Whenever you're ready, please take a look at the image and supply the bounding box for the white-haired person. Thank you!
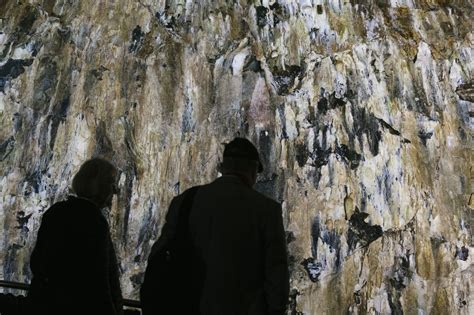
[26,158,123,315]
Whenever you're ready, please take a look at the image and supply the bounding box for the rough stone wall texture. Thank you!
[1,0,473,313]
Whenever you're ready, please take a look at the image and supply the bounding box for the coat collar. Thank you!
[68,195,100,209]
[214,174,248,186]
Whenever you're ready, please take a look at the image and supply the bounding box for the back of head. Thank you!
[72,158,116,206]
[220,138,263,186]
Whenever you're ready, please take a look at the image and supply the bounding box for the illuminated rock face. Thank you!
[0,0,472,313]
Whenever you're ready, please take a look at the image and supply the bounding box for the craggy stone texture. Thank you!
[0,0,473,313]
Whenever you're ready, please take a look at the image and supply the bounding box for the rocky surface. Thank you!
[0,0,472,313]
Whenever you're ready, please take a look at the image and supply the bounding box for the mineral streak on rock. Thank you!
[0,0,473,313]
[347,209,383,252]
[129,25,145,54]
[0,59,34,92]
[455,75,473,93]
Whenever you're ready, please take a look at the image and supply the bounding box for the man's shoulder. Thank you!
[248,188,280,208]
[235,187,282,220]
[195,178,281,210]
[43,197,104,226]
[173,185,202,201]
[42,199,69,219]
[167,185,203,214]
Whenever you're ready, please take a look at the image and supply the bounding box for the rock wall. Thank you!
[1,0,472,313]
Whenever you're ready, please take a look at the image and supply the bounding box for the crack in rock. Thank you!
[347,208,383,251]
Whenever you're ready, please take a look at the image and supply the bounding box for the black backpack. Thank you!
[140,187,204,315]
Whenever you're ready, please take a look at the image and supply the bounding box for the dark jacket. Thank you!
[154,175,289,315]
[27,196,123,315]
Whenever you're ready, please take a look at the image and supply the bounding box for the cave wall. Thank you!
[1,0,473,313]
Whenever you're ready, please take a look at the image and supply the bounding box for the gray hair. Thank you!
[72,158,116,199]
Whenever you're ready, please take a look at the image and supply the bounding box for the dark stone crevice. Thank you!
[387,287,404,315]
[154,7,183,32]
[24,169,44,195]
[1,3,41,56]
[121,165,136,244]
[335,144,362,170]
[89,65,109,80]
[317,88,349,114]
[3,244,25,282]
[305,216,343,282]
[117,117,140,244]
[94,120,115,159]
[181,97,195,137]
[389,254,411,291]
[301,257,322,282]
[349,106,382,157]
[243,55,262,73]
[0,59,34,92]
[312,216,342,268]
[276,104,288,140]
[16,4,40,36]
[257,129,273,174]
[129,272,145,289]
[455,81,473,102]
[288,289,303,315]
[137,201,157,249]
[295,142,309,167]
[48,96,70,150]
[83,66,108,95]
[297,139,361,171]
[387,254,410,315]
[129,25,145,53]
[255,6,269,27]
[321,228,342,270]
[272,64,304,95]
[377,118,410,142]
[31,57,58,115]
[311,216,320,258]
[291,119,364,189]
[35,57,71,157]
[418,131,433,146]
[286,231,296,244]
[455,246,468,261]
[255,172,285,203]
[0,136,15,161]
[16,211,32,230]
[269,2,288,26]
[121,135,138,244]
[347,208,383,251]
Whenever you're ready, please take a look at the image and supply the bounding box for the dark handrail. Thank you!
[0,280,29,291]
[0,280,141,309]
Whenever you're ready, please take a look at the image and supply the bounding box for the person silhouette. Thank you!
[141,137,289,315]
[26,158,123,315]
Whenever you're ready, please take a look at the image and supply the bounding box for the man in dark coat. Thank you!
[144,138,289,315]
[26,158,123,315]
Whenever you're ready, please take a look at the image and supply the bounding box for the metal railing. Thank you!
[0,280,141,309]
